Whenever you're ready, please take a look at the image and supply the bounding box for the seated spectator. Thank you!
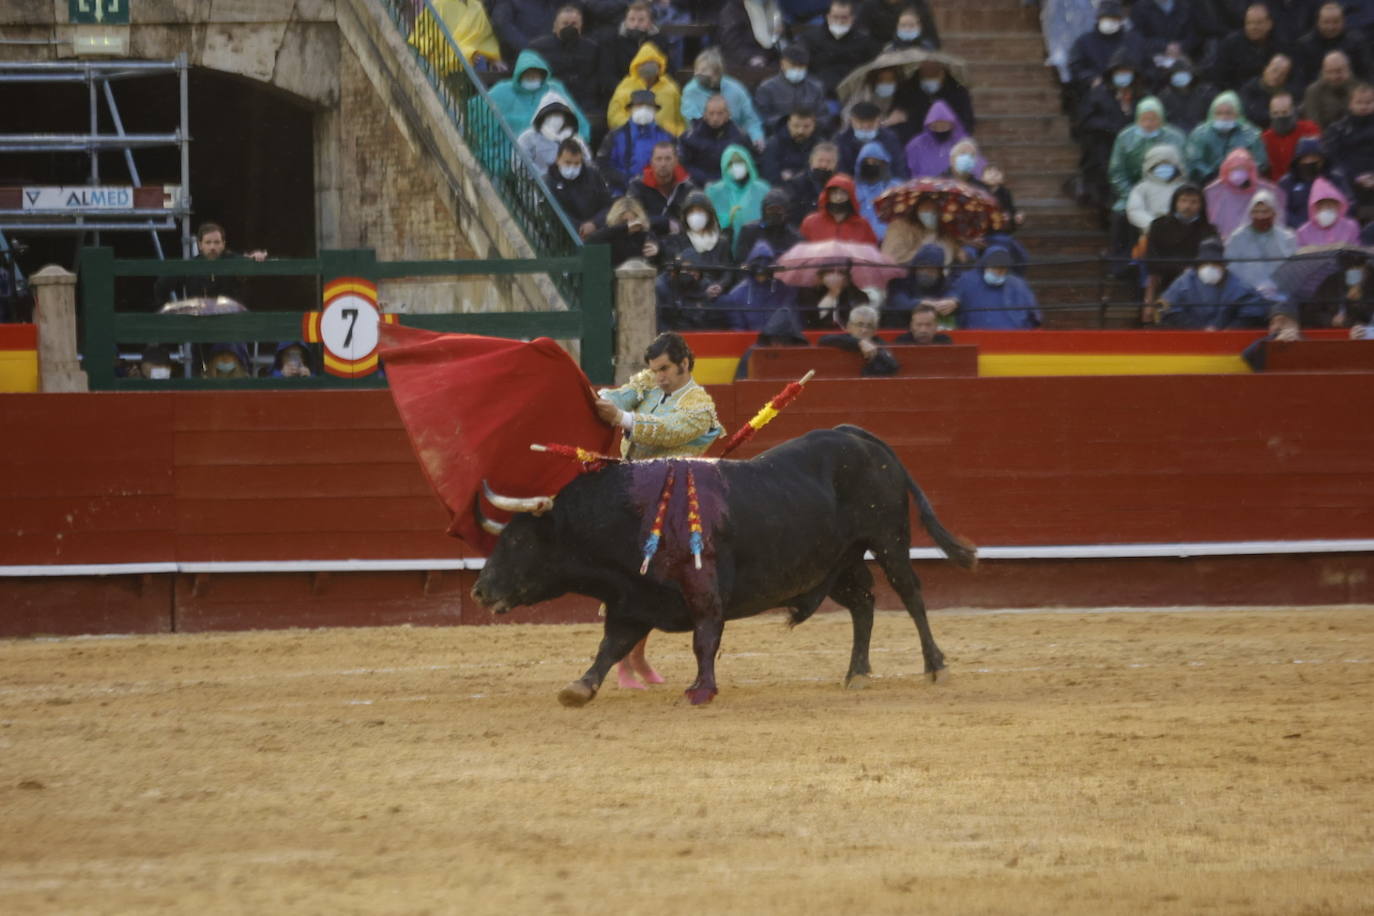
[488,0,560,64]
[803,0,882,96]
[860,0,940,48]
[680,95,753,186]
[1157,237,1273,328]
[718,0,785,71]
[598,2,664,93]
[840,62,910,129]
[720,240,799,331]
[586,196,662,266]
[1302,249,1374,328]
[756,47,829,135]
[1067,1,1145,98]
[885,244,958,329]
[607,40,685,135]
[796,264,872,328]
[882,195,970,266]
[203,342,252,379]
[517,92,591,173]
[760,108,821,184]
[1261,92,1320,180]
[734,187,801,260]
[1186,91,1268,185]
[941,137,986,183]
[1130,0,1204,65]
[1294,2,1370,88]
[1144,184,1218,311]
[130,345,174,380]
[950,247,1040,330]
[1224,190,1297,295]
[485,50,591,141]
[1241,306,1303,371]
[1157,59,1216,134]
[818,304,900,375]
[1239,54,1300,128]
[596,89,674,195]
[1207,3,1285,92]
[680,48,766,148]
[420,0,500,70]
[838,101,909,180]
[854,141,903,241]
[643,0,692,69]
[548,140,612,238]
[706,144,771,231]
[891,302,954,343]
[1126,144,1187,248]
[895,58,975,145]
[153,222,266,306]
[655,254,728,330]
[627,141,697,233]
[1108,96,1188,216]
[1278,136,1353,227]
[801,174,879,243]
[783,142,840,228]
[734,305,810,380]
[1322,82,1374,220]
[1302,51,1354,128]
[1294,177,1360,246]
[1077,51,1148,214]
[527,5,602,114]
[662,191,734,278]
[271,342,315,379]
[1205,147,1285,238]
[905,100,971,178]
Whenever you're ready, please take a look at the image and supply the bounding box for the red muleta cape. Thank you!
[378,325,618,553]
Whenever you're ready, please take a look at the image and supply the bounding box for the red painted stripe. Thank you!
[0,324,36,350]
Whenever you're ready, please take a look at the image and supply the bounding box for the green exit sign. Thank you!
[69,0,129,25]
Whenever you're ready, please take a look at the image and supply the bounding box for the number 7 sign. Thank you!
[303,277,396,377]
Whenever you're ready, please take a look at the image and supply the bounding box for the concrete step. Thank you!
[1003,170,1079,200]
[972,86,1064,115]
[1017,199,1104,231]
[942,31,1047,62]
[1017,228,1109,256]
[931,6,1040,33]
[974,114,1073,143]
[964,60,1059,89]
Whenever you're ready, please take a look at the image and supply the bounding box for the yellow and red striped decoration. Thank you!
[718,370,815,457]
[686,467,704,570]
[640,465,677,575]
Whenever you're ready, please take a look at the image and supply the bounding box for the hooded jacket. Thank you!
[885,242,955,328]
[1108,96,1189,211]
[1224,188,1298,292]
[485,49,590,140]
[662,190,734,276]
[1295,176,1361,246]
[516,92,590,173]
[681,74,766,144]
[836,123,909,182]
[526,24,601,112]
[800,174,880,245]
[950,247,1041,330]
[893,72,975,147]
[853,140,903,241]
[719,239,799,331]
[1204,147,1286,239]
[1278,137,1355,228]
[904,101,970,178]
[680,117,752,187]
[607,42,686,135]
[733,303,810,380]
[705,144,771,230]
[1126,143,1187,231]
[1145,183,1218,288]
[733,187,802,261]
[1157,59,1217,133]
[1159,262,1274,330]
[1185,90,1269,184]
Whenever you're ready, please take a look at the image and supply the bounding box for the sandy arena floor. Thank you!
[1,607,1372,915]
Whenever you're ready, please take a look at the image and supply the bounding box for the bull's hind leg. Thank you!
[558,614,653,708]
[872,547,946,680]
[685,610,724,706]
[829,560,877,687]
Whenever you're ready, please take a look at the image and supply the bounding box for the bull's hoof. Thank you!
[925,667,946,683]
[845,674,871,690]
[685,687,718,706]
[557,681,597,708]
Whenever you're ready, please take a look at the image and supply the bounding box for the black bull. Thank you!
[470,426,977,706]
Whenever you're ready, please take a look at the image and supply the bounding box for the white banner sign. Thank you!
[19,186,171,211]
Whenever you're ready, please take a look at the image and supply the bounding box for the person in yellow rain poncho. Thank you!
[409,0,502,73]
[607,41,686,136]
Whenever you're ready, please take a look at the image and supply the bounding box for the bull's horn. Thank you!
[482,480,555,516]
[474,499,506,536]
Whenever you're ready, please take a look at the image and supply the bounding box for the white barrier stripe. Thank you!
[2,540,1372,577]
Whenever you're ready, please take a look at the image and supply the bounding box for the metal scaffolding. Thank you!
[0,55,191,262]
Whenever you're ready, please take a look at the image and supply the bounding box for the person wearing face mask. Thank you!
[858,0,941,48]
[517,92,591,174]
[1185,91,1268,185]
[719,239,799,331]
[487,0,560,64]
[1203,146,1285,238]
[680,48,766,147]
[1156,237,1275,329]
[484,50,590,142]
[597,2,663,94]
[1107,96,1188,214]
[797,266,872,329]
[270,342,315,379]
[783,142,841,227]
[1295,179,1360,245]
[654,254,725,330]
[527,5,602,113]
[1157,58,1216,133]
[893,59,975,146]
[706,144,771,231]
[680,95,753,186]
[1207,3,1287,92]
[882,6,939,53]
[950,247,1040,330]
[1067,1,1145,96]
[607,39,685,135]
[627,141,699,234]
[904,100,971,178]
[754,45,828,134]
[1323,82,1374,218]
[131,344,175,380]
[837,101,909,181]
[759,108,820,184]
[549,140,613,239]
[1306,249,1374,330]
[733,187,802,261]
[586,196,663,267]
[852,141,903,241]
[1126,144,1188,247]
[1075,50,1146,216]
[662,192,734,288]
[818,304,901,375]
[1278,136,1354,228]
[1259,91,1321,181]
[800,173,880,244]
[1224,189,1297,300]
[885,242,958,329]
[202,343,252,379]
[718,0,785,71]
[1144,184,1219,311]
[596,89,676,195]
[802,0,881,95]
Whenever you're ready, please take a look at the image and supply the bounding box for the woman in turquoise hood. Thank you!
[705,144,770,231]
[481,49,589,140]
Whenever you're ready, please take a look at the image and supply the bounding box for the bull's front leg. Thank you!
[685,612,724,705]
[558,613,651,708]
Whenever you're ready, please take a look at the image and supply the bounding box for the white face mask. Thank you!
[1315,207,1340,228]
[1228,168,1249,187]
[539,116,565,140]
[559,163,582,180]
[214,358,239,375]
[897,27,922,41]
[1198,265,1224,285]
[784,67,807,84]
[918,210,938,229]
[828,21,851,38]
[686,211,709,231]
[920,78,942,95]
[520,75,544,91]
[1346,268,1364,286]
[729,161,749,181]
[631,106,656,126]
[1098,18,1122,35]
[149,366,171,380]
[874,82,897,99]
[1213,117,1236,132]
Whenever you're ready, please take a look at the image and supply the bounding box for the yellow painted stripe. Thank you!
[323,281,377,301]
[695,357,740,385]
[0,350,39,392]
[978,354,1252,376]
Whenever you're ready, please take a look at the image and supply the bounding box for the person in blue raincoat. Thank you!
[950,247,1041,329]
[718,240,799,331]
[705,143,771,231]
[1156,237,1275,329]
[853,140,903,241]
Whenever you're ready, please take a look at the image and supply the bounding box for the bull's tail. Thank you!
[837,425,979,571]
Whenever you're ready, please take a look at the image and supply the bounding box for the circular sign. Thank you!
[319,293,381,363]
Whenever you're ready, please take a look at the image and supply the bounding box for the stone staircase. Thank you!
[932,0,1133,327]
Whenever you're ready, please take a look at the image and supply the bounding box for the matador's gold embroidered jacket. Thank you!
[600,369,725,460]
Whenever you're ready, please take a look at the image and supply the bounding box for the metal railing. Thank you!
[377,0,583,301]
[77,245,614,389]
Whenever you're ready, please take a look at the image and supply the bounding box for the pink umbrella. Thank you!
[775,240,908,289]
